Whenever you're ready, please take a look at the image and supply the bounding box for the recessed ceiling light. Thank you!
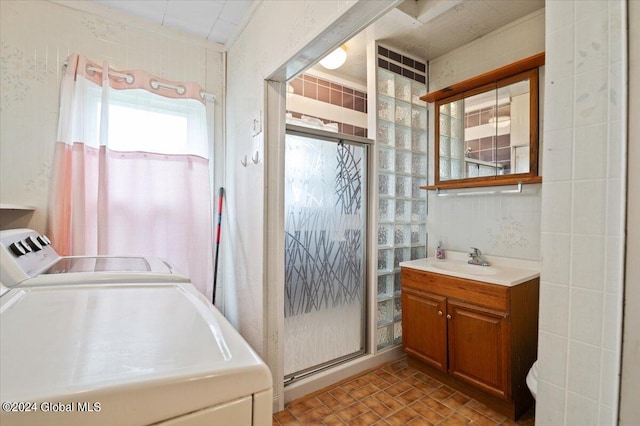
[319,46,347,70]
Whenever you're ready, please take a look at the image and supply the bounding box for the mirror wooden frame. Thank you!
[421,53,545,190]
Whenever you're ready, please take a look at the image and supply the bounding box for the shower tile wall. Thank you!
[288,111,367,137]
[287,73,368,137]
[376,45,427,351]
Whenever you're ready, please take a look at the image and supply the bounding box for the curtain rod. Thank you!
[63,62,216,102]
[86,65,133,83]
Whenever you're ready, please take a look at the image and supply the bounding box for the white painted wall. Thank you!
[426,10,545,261]
[536,1,627,424]
[0,0,225,235]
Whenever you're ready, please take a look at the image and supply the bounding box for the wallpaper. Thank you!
[0,0,223,233]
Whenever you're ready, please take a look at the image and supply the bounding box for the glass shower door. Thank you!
[284,128,367,381]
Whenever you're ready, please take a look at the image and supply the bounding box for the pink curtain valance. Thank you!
[66,53,206,103]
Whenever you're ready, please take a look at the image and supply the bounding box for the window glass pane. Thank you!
[88,84,208,157]
[108,104,188,154]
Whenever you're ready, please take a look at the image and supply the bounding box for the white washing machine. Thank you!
[0,229,190,287]
[0,229,273,425]
[0,280,273,425]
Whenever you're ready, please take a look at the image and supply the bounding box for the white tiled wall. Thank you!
[0,0,224,233]
[537,1,627,425]
[619,1,640,421]
[427,10,545,261]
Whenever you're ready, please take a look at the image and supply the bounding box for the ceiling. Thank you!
[90,0,253,45]
[315,0,545,84]
[89,0,544,83]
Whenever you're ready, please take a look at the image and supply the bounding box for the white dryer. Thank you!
[0,280,273,425]
[0,229,189,287]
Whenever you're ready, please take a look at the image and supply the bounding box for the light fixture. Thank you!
[319,46,347,70]
[488,115,510,128]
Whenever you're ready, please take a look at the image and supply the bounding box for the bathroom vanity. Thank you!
[400,254,539,420]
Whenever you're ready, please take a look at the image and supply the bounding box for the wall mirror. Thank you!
[422,53,544,189]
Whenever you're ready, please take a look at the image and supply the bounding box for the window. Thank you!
[86,84,208,157]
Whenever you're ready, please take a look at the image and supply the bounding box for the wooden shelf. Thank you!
[423,176,542,191]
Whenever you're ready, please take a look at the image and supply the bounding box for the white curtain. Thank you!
[48,54,213,297]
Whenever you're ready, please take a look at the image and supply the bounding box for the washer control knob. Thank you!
[37,235,48,246]
[19,241,32,253]
[9,242,27,256]
[25,236,43,251]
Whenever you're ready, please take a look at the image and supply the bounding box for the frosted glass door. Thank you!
[284,131,367,379]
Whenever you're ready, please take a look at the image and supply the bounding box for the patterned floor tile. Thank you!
[273,357,535,426]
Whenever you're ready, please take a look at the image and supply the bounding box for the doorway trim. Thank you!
[263,1,403,412]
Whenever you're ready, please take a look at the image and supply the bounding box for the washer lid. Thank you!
[43,257,156,274]
[0,283,272,426]
[11,256,190,287]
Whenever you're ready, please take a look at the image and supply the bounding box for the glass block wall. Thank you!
[438,100,465,180]
[375,45,428,351]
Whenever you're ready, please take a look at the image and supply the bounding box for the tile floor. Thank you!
[273,357,535,426]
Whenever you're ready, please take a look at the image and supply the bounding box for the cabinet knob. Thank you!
[446,314,452,320]
[437,310,443,316]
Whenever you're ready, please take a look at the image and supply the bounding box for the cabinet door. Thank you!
[447,300,510,400]
[402,288,447,372]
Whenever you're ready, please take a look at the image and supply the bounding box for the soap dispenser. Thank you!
[436,241,445,259]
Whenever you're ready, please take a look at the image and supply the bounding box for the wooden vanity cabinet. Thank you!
[403,288,447,371]
[447,299,510,400]
[401,267,539,420]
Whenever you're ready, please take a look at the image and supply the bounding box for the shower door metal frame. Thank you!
[284,124,372,384]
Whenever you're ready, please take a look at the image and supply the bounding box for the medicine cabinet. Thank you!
[421,53,544,189]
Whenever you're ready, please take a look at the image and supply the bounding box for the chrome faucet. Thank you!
[468,247,490,266]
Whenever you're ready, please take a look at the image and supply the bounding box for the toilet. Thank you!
[526,361,539,399]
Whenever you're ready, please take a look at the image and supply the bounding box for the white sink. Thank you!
[432,262,499,276]
[400,252,540,286]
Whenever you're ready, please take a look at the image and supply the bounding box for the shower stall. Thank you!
[284,125,370,383]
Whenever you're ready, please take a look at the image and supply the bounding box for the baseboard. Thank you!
[283,347,404,404]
